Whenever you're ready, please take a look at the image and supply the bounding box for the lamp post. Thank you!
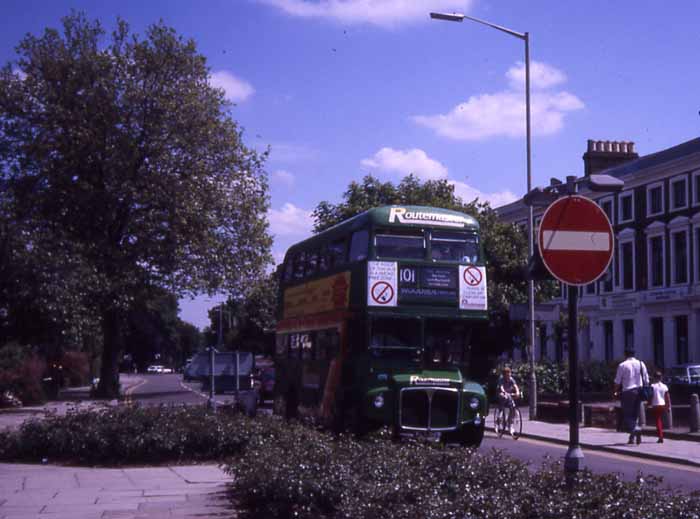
[430,11,537,419]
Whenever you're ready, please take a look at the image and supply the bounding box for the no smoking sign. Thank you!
[370,281,394,305]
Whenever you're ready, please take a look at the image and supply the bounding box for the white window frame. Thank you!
[670,174,689,212]
[598,195,614,225]
[617,228,636,292]
[645,221,666,289]
[692,213,700,283]
[646,181,665,217]
[669,216,690,286]
[692,170,700,207]
[618,190,634,224]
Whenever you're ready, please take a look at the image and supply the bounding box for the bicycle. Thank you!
[493,393,522,440]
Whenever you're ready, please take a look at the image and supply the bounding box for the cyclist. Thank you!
[497,367,521,436]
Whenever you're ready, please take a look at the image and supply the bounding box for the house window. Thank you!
[599,197,614,224]
[670,176,688,211]
[538,323,548,360]
[646,182,664,216]
[619,192,634,222]
[651,318,664,368]
[693,171,700,206]
[599,264,613,293]
[585,282,596,295]
[675,315,688,364]
[648,235,665,287]
[603,321,614,362]
[621,241,634,290]
[623,319,634,351]
[671,229,688,284]
[696,227,700,281]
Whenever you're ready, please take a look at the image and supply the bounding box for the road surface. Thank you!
[126,375,700,493]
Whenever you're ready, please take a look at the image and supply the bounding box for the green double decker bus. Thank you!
[273,205,489,446]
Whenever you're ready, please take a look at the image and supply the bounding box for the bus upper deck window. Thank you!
[430,230,479,263]
[375,232,424,260]
[349,230,369,262]
[293,253,306,280]
[329,239,347,267]
[307,250,319,277]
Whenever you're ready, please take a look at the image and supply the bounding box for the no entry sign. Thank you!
[538,195,614,286]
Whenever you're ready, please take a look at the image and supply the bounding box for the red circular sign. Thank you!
[463,266,483,286]
[538,195,614,286]
[371,281,394,304]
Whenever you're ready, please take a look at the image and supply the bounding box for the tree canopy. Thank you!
[0,13,271,396]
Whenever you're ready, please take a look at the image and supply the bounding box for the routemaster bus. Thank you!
[273,205,489,446]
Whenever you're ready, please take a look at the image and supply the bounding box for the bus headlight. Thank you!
[469,397,480,410]
[373,394,385,408]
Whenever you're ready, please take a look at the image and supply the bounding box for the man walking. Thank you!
[613,347,649,444]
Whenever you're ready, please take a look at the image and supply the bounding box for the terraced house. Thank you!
[497,137,700,369]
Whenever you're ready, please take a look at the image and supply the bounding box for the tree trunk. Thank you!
[95,306,123,398]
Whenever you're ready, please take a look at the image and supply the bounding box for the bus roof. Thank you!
[284,205,479,259]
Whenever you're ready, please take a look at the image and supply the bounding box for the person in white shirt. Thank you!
[613,347,649,445]
[649,371,671,443]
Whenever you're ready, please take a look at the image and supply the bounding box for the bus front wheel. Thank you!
[459,423,484,448]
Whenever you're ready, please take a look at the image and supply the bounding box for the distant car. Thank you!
[257,367,275,401]
[146,365,164,374]
[161,367,174,374]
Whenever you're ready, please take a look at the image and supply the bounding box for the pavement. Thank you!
[0,463,233,519]
[515,406,700,468]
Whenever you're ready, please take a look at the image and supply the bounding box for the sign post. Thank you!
[538,194,614,484]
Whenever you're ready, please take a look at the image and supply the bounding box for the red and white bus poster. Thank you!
[459,265,487,311]
[367,261,397,307]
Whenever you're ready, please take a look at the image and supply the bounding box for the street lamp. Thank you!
[430,11,538,420]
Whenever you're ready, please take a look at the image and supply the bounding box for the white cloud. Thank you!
[361,147,447,180]
[506,61,566,90]
[209,70,254,103]
[267,143,319,163]
[413,61,583,141]
[261,0,472,27]
[268,202,314,238]
[272,169,295,187]
[450,180,517,208]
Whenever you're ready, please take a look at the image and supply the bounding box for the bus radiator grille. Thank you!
[399,387,459,431]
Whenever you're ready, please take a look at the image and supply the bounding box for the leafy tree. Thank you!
[313,175,556,367]
[204,272,278,355]
[0,13,271,396]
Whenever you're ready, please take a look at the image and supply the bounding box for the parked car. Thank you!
[161,367,174,374]
[146,365,163,374]
[668,364,700,404]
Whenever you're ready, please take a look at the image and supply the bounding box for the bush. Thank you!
[227,426,700,519]
[59,350,91,387]
[0,345,46,405]
[0,405,284,465]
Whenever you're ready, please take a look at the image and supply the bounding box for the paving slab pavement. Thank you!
[0,463,234,519]
[515,406,700,468]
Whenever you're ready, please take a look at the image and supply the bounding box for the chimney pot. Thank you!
[587,139,595,152]
[628,142,635,153]
[620,142,627,153]
[604,140,611,152]
[612,142,620,152]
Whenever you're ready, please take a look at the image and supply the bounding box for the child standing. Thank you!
[650,371,671,443]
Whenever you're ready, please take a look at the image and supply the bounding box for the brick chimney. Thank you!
[582,139,639,176]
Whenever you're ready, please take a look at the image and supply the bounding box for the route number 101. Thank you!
[400,268,416,284]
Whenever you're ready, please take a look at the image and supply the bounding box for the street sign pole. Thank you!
[564,283,583,486]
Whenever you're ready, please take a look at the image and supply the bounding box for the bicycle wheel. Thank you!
[510,407,522,440]
[494,408,505,437]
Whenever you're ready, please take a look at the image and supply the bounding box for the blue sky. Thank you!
[3,1,700,329]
